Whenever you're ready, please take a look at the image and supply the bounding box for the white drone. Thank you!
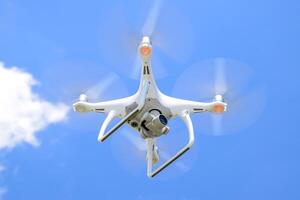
[73,36,227,177]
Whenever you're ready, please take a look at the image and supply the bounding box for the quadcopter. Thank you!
[73,36,227,177]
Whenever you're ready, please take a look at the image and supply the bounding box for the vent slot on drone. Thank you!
[193,108,204,113]
[95,108,105,112]
[143,66,150,75]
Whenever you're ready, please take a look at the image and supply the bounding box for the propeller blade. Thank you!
[66,72,128,103]
[141,0,163,37]
[173,58,266,136]
[150,5,195,64]
[84,73,118,101]
[214,58,227,95]
[43,60,129,104]
[97,0,195,79]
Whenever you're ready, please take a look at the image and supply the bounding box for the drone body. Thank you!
[73,36,227,177]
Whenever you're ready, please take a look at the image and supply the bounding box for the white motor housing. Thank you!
[214,94,224,102]
[79,94,88,102]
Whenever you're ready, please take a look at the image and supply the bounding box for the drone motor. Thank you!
[79,94,88,102]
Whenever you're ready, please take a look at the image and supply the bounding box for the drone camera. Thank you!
[142,112,170,137]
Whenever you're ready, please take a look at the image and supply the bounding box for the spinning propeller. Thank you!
[97,0,195,79]
[173,58,266,136]
[57,64,129,104]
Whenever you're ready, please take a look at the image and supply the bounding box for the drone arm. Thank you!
[98,108,140,142]
[159,94,226,116]
[184,100,225,114]
[73,98,131,114]
[148,111,194,177]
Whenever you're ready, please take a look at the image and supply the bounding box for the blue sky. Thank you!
[0,0,300,199]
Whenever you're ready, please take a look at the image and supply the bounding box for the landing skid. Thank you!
[146,113,194,177]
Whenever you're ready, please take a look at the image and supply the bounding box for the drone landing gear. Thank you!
[146,138,159,173]
[146,112,194,178]
[98,82,150,142]
[98,108,140,142]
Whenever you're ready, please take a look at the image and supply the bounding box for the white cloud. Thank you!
[0,62,69,149]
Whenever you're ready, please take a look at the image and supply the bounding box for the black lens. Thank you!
[159,115,168,125]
